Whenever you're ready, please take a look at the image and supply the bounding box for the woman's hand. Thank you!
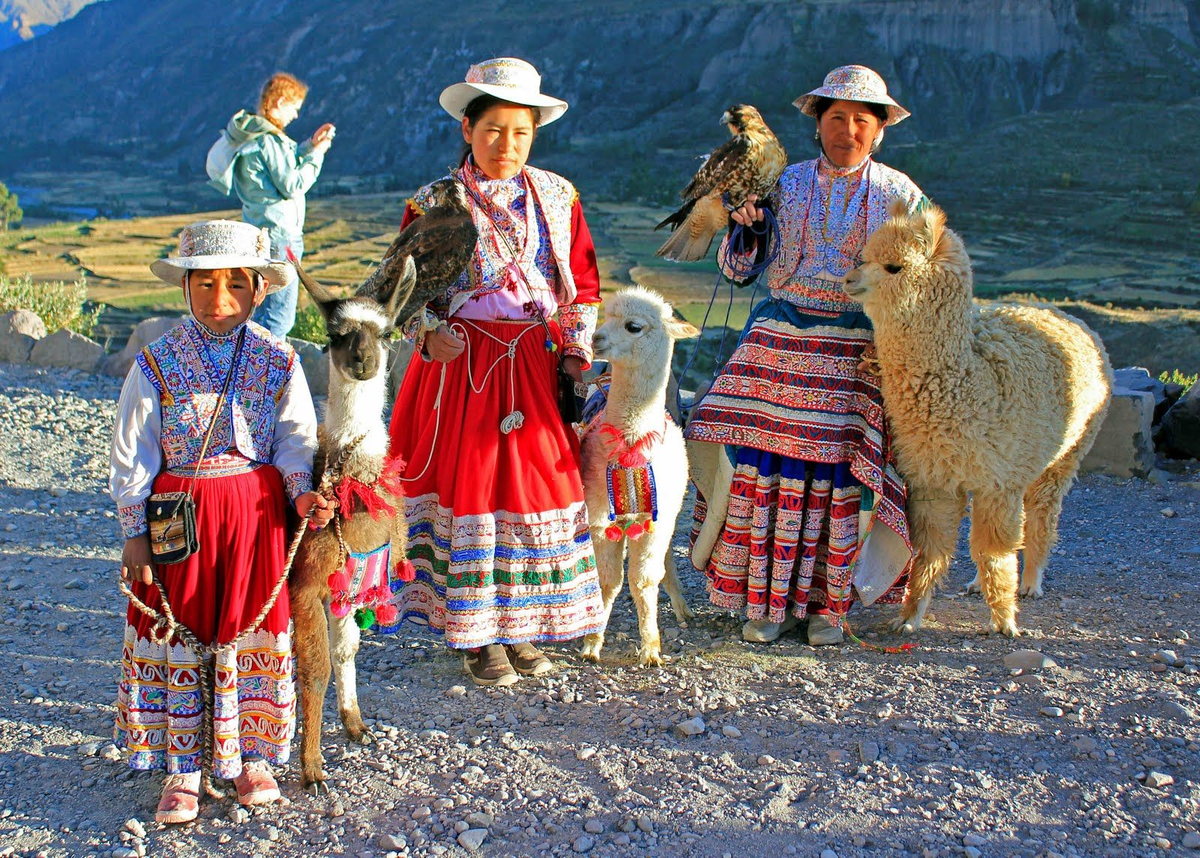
[121,536,155,586]
[561,355,584,384]
[731,193,764,227]
[311,123,336,153]
[296,491,335,530]
[426,325,465,363]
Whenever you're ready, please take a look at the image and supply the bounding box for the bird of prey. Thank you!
[655,104,787,263]
[355,178,477,325]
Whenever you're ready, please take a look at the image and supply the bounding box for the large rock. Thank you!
[1159,383,1200,460]
[29,329,104,373]
[1113,366,1170,423]
[101,316,187,377]
[0,309,47,363]
[1081,388,1155,477]
[288,337,330,399]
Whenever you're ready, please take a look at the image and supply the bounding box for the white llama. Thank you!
[579,287,699,666]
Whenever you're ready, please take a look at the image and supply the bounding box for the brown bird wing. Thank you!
[356,210,478,310]
[680,135,751,201]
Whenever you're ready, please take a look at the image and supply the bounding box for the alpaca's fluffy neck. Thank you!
[605,347,673,440]
[872,286,976,414]
[324,356,389,456]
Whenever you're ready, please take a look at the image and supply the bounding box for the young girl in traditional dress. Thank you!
[389,57,604,686]
[109,220,333,823]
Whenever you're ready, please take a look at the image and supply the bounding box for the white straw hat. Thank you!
[793,64,911,126]
[439,57,568,126]
[150,220,293,293]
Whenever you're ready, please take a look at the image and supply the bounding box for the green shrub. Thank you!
[288,303,328,344]
[0,273,103,338]
[1158,369,1198,392]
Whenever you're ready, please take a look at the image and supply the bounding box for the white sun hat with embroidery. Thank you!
[439,57,569,126]
[149,220,294,293]
[793,64,911,126]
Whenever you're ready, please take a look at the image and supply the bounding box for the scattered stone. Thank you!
[963,832,987,847]
[1040,706,1065,718]
[577,746,597,760]
[637,815,654,833]
[674,716,705,737]
[1082,388,1154,477]
[721,725,742,738]
[757,755,775,766]
[229,806,250,824]
[1144,771,1174,790]
[465,812,493,828]
[378,834,407,851]
[457,829,488,851]
[1153,650,1182,667]
[446,685,468,698]
[1181,831,1200,850]
[1162,507,1177,518]
[573,835,595,853]
[821,850,839,858]
[1003,649,1057,672]
[122,818,145,839]
[859,741,880,764]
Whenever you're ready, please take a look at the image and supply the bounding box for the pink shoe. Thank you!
[234,760,281,806]
[155,772,201,824]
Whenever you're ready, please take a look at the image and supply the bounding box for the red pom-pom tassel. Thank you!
[395,559,416,583]
[327,571,350,595]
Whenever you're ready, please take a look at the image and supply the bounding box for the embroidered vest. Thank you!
[136,320,296,469]
[762,158,922,315]
[410,165,578,314]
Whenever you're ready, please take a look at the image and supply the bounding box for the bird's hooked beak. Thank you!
[719,111,732,126]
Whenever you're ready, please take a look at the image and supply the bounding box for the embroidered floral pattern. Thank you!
[136,321,296,469]
[119,503,147,539]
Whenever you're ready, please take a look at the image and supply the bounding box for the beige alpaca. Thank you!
[844,203,1111,637]
[579,287,698,666]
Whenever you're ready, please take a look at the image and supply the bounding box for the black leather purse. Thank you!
[145,327,245,564]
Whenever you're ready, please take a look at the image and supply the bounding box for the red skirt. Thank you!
[115,464,295,776]
[389,318,602,648]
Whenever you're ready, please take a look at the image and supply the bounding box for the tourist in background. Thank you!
[207,72,334,339]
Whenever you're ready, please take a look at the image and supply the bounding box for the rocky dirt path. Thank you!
[0,361,1197,858]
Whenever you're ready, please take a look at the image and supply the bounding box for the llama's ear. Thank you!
[916,204,948,259]
[383,255,419,328]
[292,256,337,317]
[665,316,700,340]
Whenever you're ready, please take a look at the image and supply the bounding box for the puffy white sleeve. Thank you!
[272,359,318,502]
[109,366,162,539]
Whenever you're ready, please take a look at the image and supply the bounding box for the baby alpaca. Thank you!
[290,257,416,793]
[579,287,699,666]
[844,202,1111,637]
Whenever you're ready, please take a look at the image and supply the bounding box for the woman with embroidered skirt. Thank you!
[109,220,333,823]
[388,57,604,686]
[686,65,927,646]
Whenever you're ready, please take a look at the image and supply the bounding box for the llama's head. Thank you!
[294,255,418,382]
[592,286,699,370]
[844,201,972,320]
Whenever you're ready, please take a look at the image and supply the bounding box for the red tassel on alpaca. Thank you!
[327,571,350,595]
[394,559,416,583]
[374,603,399,626]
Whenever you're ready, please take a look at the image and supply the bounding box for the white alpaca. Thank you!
[579,287,699,666]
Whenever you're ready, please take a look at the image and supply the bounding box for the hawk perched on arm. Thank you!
[655,104,787,262]
[355,178,477,325]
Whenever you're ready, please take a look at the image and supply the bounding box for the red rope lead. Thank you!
[843,618,917,655]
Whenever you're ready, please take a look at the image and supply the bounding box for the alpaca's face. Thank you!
[592,289,699,367]
[326,300,390,381]
[844,202,968,318]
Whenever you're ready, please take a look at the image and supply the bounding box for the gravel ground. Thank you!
[0,361,1197,858]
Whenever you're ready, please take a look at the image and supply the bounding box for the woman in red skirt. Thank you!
[109,220,333,823]
[390,57,604,686]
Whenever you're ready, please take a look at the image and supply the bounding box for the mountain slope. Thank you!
[0,0,100,51]
[0,0,1198,196]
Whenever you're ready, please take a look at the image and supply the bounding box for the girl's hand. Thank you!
[311,123,336,151]
[426,325,465,363]
[731,193,764,226]
[121,536,155,585]
[297,491,335,529]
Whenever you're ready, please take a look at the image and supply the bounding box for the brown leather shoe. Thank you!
[463,644,519,687]
[504,642,553,676]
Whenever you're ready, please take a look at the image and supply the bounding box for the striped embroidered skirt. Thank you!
[388,317,603,649]
[684,299,911,622]
[115,463,294,776]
